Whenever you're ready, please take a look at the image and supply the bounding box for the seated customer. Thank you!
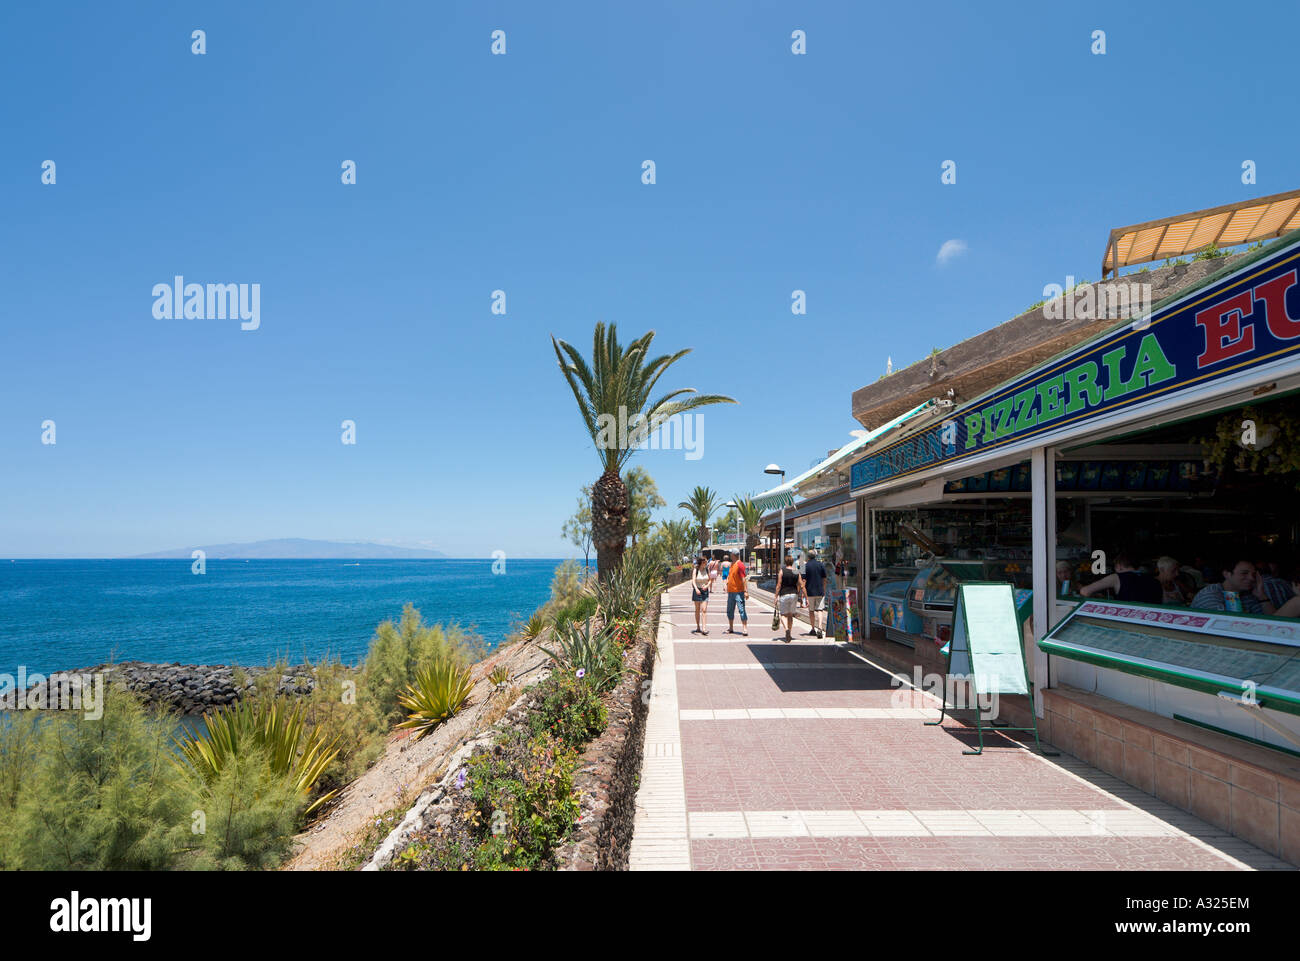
[1056,560,1074,596]
[1190,558,1276,614]
[1155,556,1195,606]
[1274,567,1300,618]
[1256,558,1296,611]
[1080,552,1162,603]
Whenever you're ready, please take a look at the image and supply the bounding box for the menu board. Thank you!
[1039,601,1300,714]
[948,583,1030,696]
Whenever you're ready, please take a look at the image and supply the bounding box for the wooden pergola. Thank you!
[1102,188,1300,278]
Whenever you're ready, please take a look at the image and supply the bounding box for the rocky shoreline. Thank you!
[0,661,355,716]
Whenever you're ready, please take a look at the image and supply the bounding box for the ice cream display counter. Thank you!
[869,559,1034,647]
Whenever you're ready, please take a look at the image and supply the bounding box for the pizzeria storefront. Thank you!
[845,231,1300,861]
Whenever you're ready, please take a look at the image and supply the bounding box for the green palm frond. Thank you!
[551,322,737,473]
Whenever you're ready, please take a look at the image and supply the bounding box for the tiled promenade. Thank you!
[629,581,1296,871]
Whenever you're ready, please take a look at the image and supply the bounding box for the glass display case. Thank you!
[1039,600,1300,716]
[871,559,1034,646]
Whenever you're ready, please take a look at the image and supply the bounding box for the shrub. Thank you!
[1,684,188,870]
[180,742,306,870]
[594,546,662,625]
[173,697,340,814]
[279,656,384,800]
[547,559,586,611]
[540,619,625,695]
[394,658,474,740]
[464,732,580,869]
[361,605,484,724]
[527,671,607,748]
[551,592,597,632]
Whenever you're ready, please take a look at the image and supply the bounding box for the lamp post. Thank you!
[724,500,738,547]
[764,464,785,577]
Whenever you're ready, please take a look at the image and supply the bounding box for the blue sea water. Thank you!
[0,559,569,675]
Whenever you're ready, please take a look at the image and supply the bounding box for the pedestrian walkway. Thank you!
[629,580,1296,871]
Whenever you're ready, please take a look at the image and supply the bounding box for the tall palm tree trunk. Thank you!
[592,469,629,580]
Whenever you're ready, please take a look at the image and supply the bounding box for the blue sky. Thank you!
[1,1,1295,558]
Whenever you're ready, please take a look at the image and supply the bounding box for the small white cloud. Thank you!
[936,239,968,266]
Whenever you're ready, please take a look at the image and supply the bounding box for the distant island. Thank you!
[131,538,448,559]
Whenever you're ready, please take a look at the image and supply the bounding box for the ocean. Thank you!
[0,559,570,675]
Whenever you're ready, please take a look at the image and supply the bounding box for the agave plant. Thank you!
[517,610,548,642]
[488,664,512,687]
[594,545,663,625]
[173,698,341,814]
[552,322,736,580]
[540,619,625,694]
[395,658,475,740]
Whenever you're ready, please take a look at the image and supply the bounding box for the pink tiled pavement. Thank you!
[691,836,1241,871]
[663,582,1262,871]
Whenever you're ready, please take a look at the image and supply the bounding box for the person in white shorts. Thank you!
[774,555,803,643]
[801,549,828,638]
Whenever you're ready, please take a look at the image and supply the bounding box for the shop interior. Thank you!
[866,391,1300,649]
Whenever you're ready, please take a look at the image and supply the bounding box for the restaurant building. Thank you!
[754,191,1300,861]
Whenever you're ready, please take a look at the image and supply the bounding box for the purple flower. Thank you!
[576,668,586,679]
[455,767,467,789]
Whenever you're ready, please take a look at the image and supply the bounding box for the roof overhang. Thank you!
[753,402,936,515]
[1102,188,1300,278]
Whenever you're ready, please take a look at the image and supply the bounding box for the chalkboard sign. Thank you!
[930,582,1052,756]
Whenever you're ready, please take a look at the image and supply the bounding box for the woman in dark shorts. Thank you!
[690,556,711,635]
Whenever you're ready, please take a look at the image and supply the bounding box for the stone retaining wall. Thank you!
[555,596,660,870]
[0,661,348,716]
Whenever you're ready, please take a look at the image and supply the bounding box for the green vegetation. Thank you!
[552,321,736,579]
[361,604,485,725]
[394,659,475,740]
[527,671,607,747]
[624,465,665,548]
[677,485,721,553]
[390,550,662,871]
[174,697,340,814]
[560,485,593,572]
[593,544,663,629]
[540,620,627,695]
[0,600,491,871]
[0,685,186,870]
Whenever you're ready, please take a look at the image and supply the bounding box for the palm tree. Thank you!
[678,486,721,554]
[660,517,696,567]
[732,495,764,564]
[552,323,736,580]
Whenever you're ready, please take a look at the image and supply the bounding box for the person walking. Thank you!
[774,554,803,643]
[705,554,721,617]
[801,548,828,638]
[690,556,711,635]
[724,551,748,636]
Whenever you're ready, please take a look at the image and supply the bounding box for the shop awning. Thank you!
[751,401,935,513]
[1102,188,1300,277]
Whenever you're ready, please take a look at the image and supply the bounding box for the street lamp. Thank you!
[725,500,740,559]
[764,464,785,577]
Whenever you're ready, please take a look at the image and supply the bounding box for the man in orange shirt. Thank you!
[724,551,748,636]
